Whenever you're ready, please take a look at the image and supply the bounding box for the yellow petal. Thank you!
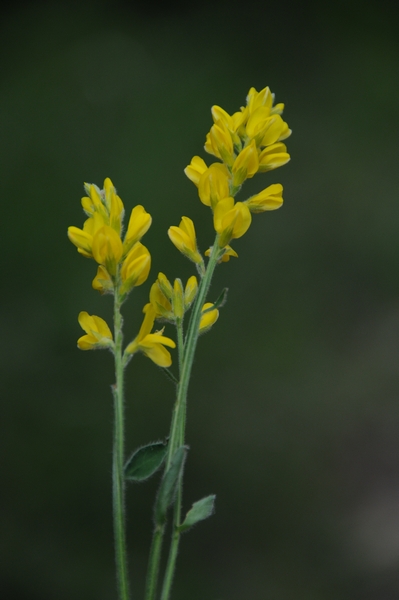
[184,156,208,186]
[124,205,152,252]
[67,226,93,256]
[140,333,176,349]
[92,225,123,275]
[141,343,173,368]
[258,143,290,172]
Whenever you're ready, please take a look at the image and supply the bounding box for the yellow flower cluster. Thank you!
[68,179,177,364]
[150,273,198,322]
[175,86,290,258]
[68,178,152,295]
[146,272,217,332]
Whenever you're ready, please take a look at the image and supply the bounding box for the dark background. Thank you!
[1,0,399,598]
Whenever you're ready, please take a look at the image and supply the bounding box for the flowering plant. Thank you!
[67,86,291,600]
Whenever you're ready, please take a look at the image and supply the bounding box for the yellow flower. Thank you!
[67,211,106,258]
[210,105,243,146]
[120,242,151,294]
[245,184,284,213]
[77,312,113,350]
[198,163,231,208]
[258,143,290,172]
[211,105,246,132]
[125,304,176,367]
[123,205,152,254]
[92,265,113,294]
[232,140,259,186]
[81,183,107,220]
[199,303,219,332]
[81,179,124,231]
[150,277,173,320]
[260,114,291,147]
[184,156,208,186]
[168,217,202,264]
[213,198,252,248]
[247,86,274,116]
[103,178,125,235]
[91,225,123,276]
[205,120,234,165]
[246,110,287,147]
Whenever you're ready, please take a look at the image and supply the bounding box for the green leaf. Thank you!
[124,441,168,482]
[155,446,187,525]
[178,494,216,532]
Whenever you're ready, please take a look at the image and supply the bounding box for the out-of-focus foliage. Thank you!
[1,1,399,598]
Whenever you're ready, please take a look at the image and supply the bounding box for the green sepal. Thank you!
[155,446,187,525]
[124,441,168,482]
[178,494,216,532]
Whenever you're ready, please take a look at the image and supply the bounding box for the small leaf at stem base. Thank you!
[178,494,216,532]
[124,441,168,482]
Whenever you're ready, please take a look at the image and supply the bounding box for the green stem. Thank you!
[166,240,220,469]
[144,525,164,600]
[112,283,130,600]
[160,240,221,600]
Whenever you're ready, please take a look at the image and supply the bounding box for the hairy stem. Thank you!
[112,282,130,600]
[160,241,220,600]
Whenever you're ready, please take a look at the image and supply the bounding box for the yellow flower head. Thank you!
[77,312,113,350]
[245,184,284,213]
[125,304,176,367]
[213,198,252,248]
[168,217,202,264]
[120,242,151,294]
[199,303,219,333]
[198,163,231,208]
[69,180,152,278]
[184,156,208,187]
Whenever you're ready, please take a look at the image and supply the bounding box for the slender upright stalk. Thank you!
[144,240,221,600]
[160,241,221,600]
[112,280,130,600]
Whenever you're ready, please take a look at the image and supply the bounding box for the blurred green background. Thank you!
[1,0,399,598]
